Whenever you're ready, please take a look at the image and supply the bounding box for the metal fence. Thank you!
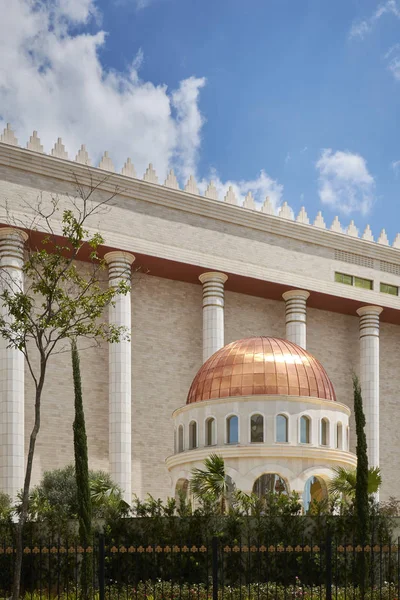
[1,535,400,600]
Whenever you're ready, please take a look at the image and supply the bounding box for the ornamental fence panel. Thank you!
[1,533,400,600]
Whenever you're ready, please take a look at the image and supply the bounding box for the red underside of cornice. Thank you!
[4,226,399,326]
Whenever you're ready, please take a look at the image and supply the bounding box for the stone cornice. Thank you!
[172,395,351,417]
[1,142,400,266]
[165,445,357,470]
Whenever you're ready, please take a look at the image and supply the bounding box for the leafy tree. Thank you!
[190,454,234,514]
[0,492,12,524]
[0,182,131,599]
[328,466,382,500]
[17,465,129,528]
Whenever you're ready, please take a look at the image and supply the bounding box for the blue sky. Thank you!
[1,0,400,241]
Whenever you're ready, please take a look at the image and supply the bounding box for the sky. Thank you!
[1,0,400,241]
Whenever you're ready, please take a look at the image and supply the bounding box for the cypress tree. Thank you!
[71,339,92,597]
[353,374,369,542]
[353,374,369,598]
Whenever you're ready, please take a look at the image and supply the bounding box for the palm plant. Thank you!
[328,466,382,499]
[190,454,233,514]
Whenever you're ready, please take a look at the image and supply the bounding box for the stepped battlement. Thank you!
[1,123,398,250]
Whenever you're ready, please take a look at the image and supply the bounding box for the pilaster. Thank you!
[282,290,310,349]
[0,227,27,499]
[198,272,228,363]
[104,251,135,504]
[356,305,383,470]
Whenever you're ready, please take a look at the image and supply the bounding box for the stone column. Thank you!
[282,290,310,349]
[199,272,228,363]
[356,305,383,469]
[0,228,27,499]
[104,251,135,504]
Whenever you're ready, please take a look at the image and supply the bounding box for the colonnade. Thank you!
[0,229,383,500]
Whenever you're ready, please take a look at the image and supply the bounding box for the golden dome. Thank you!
[187,337,336,404]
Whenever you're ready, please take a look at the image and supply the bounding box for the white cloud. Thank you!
[0,0,205,181]
[316,149,375,215]
[385,44,400,79]
[392,159,400,174]
[349,0,400,39]
[171,77,206,182]
[0,0,284,207]
[199,169,284,212]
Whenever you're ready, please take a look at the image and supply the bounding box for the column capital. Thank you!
[199,271,228,285]
[104,250,136,266]
[282,289,310,302]
[356,305,383,318]
[0,227,28,244]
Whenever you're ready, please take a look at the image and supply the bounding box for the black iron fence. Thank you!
[1,535,400,600]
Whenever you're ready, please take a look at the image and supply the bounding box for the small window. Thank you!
[250,414,264,443]
[335,272,373,290]
[300,416,310,444]
[189,421,197,450]
[206,418,216,446]
[178,425,184,453]
[276,414,288,443]
[336,423,343,450]
[227,415,239,444]
[320,418,329,446]
[354,276,373,290]
[335,272,353,285]
[380,283,398,296]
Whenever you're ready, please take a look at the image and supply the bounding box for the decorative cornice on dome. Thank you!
[187,337,336,404]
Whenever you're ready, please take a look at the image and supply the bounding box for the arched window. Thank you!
[336,422,343,449]
[175,478,189,501]
[303,476,328,513]
[189,421,197,449]
[250,414,264,443]
[320,418,329,446]
[253,474,288,498]
[226,415,239,444]
[206,417,216,446]
[178,425,184,453]
[276,414,288,443]
[300,416,310,444]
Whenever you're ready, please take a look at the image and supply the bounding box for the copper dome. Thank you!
[187,337,336,404]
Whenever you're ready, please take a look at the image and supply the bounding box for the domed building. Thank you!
[166,336,356,509]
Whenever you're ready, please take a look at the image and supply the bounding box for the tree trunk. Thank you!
[12,360,46,600]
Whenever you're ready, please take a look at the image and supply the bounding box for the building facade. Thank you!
[0,125,400,504]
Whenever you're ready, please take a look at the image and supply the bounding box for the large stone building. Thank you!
[0,124,399,507]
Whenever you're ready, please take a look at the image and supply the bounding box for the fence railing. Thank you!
[1,535,400,600]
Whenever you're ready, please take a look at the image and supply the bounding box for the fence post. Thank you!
[212,536,219,600]
[325,527,332,600]
[99,534,105,600]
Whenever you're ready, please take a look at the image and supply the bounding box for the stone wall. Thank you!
[24,271,400,502]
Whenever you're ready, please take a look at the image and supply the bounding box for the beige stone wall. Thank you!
[2,161,397,502]
[24,270,400,502]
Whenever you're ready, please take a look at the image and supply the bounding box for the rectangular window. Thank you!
[380,283,398,296]
[335,272,353,285]
[335,272,373,290]
[354,276,373,290]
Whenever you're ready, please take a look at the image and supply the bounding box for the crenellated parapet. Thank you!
[1,123,399,250]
